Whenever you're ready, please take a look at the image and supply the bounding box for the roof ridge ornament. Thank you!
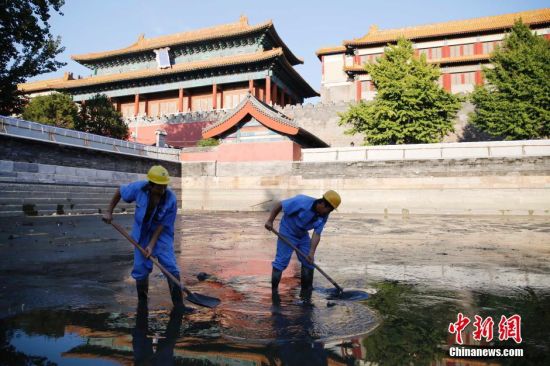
[239,14,249,26]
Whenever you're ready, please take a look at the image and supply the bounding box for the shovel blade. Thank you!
[185,292,221,308]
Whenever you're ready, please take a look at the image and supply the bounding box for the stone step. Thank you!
[0,183,118,193]
[0,197,129,205]
[0,183,181,194]
[0,208,135,217]
[0,191,114,199]
[0,203,134,214]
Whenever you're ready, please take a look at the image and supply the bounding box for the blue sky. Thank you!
[35,0,549,102]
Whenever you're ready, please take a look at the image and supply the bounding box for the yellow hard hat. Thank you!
[323,190,341,210]
[147,165,170,185]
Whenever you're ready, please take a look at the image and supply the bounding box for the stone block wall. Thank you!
[180,156,550,216]
[0,134,182,217]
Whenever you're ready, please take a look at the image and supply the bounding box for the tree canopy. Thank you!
[339,38,461,145]
[0,0,66,115]
[21,92,78,129]
[75,94,129,140]
[470,20,550,140]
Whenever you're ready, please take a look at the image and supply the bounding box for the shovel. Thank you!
[269,227,344,295]
[110,221,221,308]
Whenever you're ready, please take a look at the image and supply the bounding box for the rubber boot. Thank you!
[136,278,149,305]
[299,266,314,301]
[168,275,194,314]
[271,268,283,293]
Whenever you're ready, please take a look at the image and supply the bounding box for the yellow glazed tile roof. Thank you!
[59,49,286,89]
[71,16,302,64]
[19,49,286,92]
[315,45,347,57]
[345,8,550,46]
[20,48,317,97]
[18,73,74,93]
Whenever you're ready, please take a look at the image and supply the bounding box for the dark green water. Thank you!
[1,281,548,365]
[1,213,549,365]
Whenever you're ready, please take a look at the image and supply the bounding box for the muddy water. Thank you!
[0,212,549,365]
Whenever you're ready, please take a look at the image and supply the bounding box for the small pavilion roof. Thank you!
[71,16,303,66]
[203,93,328,148]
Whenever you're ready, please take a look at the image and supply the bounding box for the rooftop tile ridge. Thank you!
[71,19,274,61]
[345,7,550,44]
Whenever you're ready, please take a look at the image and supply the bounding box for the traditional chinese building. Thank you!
[317,8,550,103]
[182,93,328,162]
[19,16,318,148]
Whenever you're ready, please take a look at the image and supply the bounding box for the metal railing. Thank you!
[0,116,181,162]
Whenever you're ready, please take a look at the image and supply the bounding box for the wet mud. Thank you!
[0,212,549,365]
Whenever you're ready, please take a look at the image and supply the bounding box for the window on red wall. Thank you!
[482,40,503,54]
[450,44,474,57]
[359,53,382,64]
[450,45,460,57]
[451,72,476,85]
[149,102,159,117]
[463,44,474,56]
[121,104,134,117]
[159,100,177,115]
[224,92,248,109]
[418,48,442,60]
[361,80,376,96]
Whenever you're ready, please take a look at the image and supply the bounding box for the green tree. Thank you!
[196,138,220,147]
[21,93,78,129]
[75,94,129,139]
[339,38,461,145]
[470,20,550,140]
[0,0,66,115]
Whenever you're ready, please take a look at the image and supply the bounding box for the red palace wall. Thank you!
[128,121,209,147]
[181,140,302,162]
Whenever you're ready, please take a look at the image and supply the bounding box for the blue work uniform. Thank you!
[272,195,328,271]
[120,180,179,281]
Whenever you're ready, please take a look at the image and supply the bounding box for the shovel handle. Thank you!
[269,228,344,293]
[110,222,192,296]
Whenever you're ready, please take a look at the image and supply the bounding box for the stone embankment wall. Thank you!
[181,145,550,215]
[0,134,182,217]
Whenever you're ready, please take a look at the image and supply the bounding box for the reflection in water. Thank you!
[361,281,550,366]
[267,292,328,365]
[0,282,549,365]
[132,304,183,366]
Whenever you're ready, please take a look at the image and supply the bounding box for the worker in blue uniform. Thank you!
[264,190,341,299]
[102,165,185,310]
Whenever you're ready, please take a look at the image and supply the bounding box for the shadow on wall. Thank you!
[249,188,278,212]
[459,123,502,142]
[165,122,209,148]
[250,188,308,212]
[248,188,298,212]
